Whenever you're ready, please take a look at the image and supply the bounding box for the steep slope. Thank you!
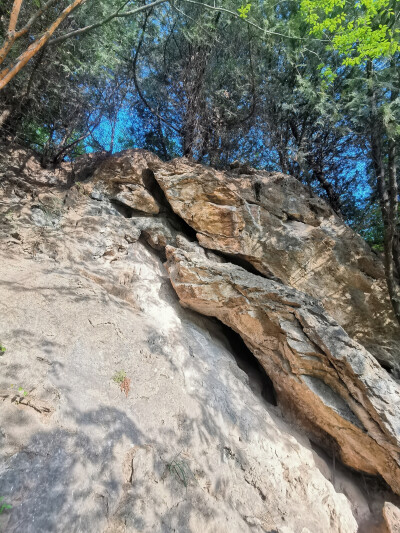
[1,145,400,532]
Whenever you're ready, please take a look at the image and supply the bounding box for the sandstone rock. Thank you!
[165,243,400,494]
[0,241,360,533]
[0,142,69,191]
[382,502,400,532]
[92,150,162,215]
[1,146,399,532]
[151,158,400,372]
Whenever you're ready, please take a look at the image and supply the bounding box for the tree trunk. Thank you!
[311,163,342,215]
[385,137,400,320]
[393,231,400,280]
[368,60,400,324]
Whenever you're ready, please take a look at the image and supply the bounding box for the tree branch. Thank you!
[16,0,63,37]
[0,0,24,66]
[0,0,61,66]
[177,0,328,42]
[49,0,168,46]
[131,8,181,133]
[0,0,169,88]
[0,0,88,89]
[8,0,23,34]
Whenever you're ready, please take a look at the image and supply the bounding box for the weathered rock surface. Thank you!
[150,158,400,372]
[1,145,400,532]
[382,502,400,532]
[0,201,358,533]
[92,150,163,215]
[165,243,400,494]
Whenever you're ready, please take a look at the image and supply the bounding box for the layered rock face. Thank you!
[1,145,400,532]
[165,242,400,493]
[150,158,400,371]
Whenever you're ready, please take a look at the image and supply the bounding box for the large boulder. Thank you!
[150,158,400,372]
[92,150,162,215]
[165,242,400,495]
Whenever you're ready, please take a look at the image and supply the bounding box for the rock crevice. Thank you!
[164,243,400,494]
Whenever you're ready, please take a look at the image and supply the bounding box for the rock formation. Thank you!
[1,145,400,532]
[150,158,400,372]
[165,242,400,493]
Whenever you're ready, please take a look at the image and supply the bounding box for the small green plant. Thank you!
[41,197,63,219]
[0,496,12,515]
[75,181,87,195]
[9,385,28,403]
[164,452,197,489]
[238,3,251,18]
[112,370,127,384]
[4,211,15,223]
[0,344,6,354]
[112,370,131,397]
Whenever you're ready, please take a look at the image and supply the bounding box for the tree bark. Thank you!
[393,231,400,280]
[368,60,400,324]
[0,0,88,90]
[386,137,400,320]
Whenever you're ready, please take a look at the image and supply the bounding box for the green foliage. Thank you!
[0,497,12,515]
[300,0,400,65]
[10,384,28,397]
[238,3,252,18]
[22,122,51,152]
[164,453,197,488]
[112,370,127,384]
[352,202,400,252]
[0,344,6,354]
[0,0,141,162]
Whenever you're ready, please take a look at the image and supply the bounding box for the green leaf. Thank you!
[238,3,251,19]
